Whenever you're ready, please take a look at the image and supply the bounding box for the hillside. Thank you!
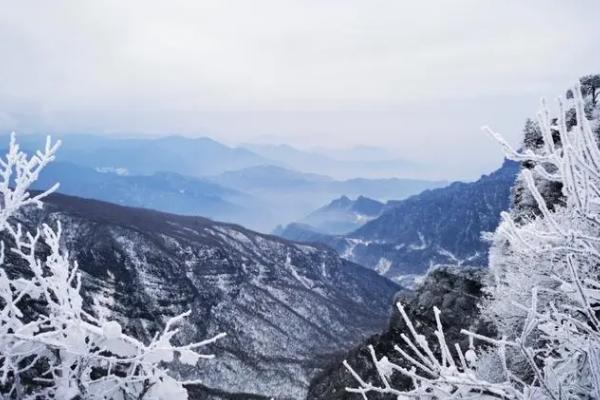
[31,161,251,222]
[11,192,401,399]
[278,160,519,283]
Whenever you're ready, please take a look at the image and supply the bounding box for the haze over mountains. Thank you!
[242,143,426,180]
[14,131,517,288]
[10,134,426,180]
[277,195,385,236]
[7,133,446,232]
[278,159,520,285]
[2,131,523,399]
[11,191,399,399]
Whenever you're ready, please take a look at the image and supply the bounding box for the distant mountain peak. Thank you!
[352,196,385,215]
[279,159,520,283]
[326,195,353,209]
[317,195,384,215]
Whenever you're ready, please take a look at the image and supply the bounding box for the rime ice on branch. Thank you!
[345,84,600,399]
[0,133,224,399]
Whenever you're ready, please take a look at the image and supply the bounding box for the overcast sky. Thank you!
[1,1,599,179]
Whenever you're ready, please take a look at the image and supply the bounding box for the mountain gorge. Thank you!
[12,192,401,399]
[278,160,520,284]
[3,132,519,399]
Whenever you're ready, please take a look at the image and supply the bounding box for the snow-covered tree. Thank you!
[0,133,224,399]
[581,74,600,106]
[345,84,600,399]
[522,118,543,151]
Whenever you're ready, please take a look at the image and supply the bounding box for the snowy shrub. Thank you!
[345,84,600,399]
[0,133,224,399]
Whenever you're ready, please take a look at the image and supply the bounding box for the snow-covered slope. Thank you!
[14,193,400,399]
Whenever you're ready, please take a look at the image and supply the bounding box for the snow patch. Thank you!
[375,257,392,275]
[95,166,129,176]
[409,232,428,251]
[341,238,371,260]
[286,254,313,289]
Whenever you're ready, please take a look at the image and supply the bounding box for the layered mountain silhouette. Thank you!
[278,160,519,283]
[275,195,384,236]
[6,134,444,232]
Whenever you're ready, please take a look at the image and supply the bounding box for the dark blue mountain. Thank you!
[210,165,445,232]
[278,160,520,283]
[7,134,273,177]
[30,162,257,226]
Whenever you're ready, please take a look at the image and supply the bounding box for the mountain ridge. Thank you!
[297,195,385,235]
[277,159,520,283]
[12,191,401,399]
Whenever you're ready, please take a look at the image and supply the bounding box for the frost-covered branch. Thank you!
[0,134,223,399]
[345,83,600,399]
[344,302,521,399]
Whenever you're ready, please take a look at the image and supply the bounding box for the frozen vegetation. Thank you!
[344,82,600,398]
[2,64,600,400]
[0,133,399,399]
[0,134,225,399]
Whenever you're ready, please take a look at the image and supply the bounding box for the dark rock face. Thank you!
[13,193,400,400]
[307,266,492,400]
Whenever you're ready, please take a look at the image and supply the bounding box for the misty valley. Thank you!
[1,3,600,400]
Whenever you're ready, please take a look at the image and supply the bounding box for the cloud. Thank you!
[0,0,599,179]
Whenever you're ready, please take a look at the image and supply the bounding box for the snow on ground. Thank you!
[409,232,428,251]
[375,257,392,275]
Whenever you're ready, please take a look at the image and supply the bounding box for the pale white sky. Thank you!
[1,1,599,179]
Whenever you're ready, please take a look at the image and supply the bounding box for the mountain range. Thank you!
[277,195,385,236]
[12,192,401,399]
[241,143,426,180]
[277,159,520,284]
[12,134,269,177]
[10,134,427,180]
[32,161,251,222]
[5,134,445,232]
